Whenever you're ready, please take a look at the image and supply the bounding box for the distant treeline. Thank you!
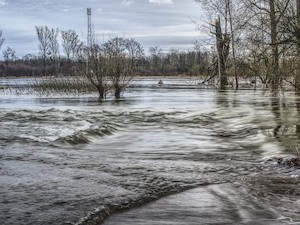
[0,27,213,78]
[0,49,210,77]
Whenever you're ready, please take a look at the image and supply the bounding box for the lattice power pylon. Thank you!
[87,8,92,48]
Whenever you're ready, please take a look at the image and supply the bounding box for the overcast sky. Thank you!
[0,0,205,58]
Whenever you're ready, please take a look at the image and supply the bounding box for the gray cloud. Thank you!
[0,0,6,6]
[149,0,173,5]
[122,0,134,6]
[0,0,204,58]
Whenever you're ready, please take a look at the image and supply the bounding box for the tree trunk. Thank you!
[297,0,300,54]
[296,91,300,137]
[97,87,104,100]
[269,0,279,90]
[296,0,300,89]
[215,17,228,89]
[115,88,121,99]
[43,53,46,76]
[228,0,238,89]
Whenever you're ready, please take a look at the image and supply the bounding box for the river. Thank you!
[0,77,300,224]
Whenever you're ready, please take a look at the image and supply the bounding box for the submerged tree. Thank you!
[195,0,242,89]
[227,0,238,89]
[195,0,300,90]
[75,43,110,99]
[297,0,300,89]
[75,37,144,99]
[298,0,300,56]
[278,0,300,89]
[244,0,293,90]
[269,0,281,90]
[214,17,230,89]
[103,37,144,98]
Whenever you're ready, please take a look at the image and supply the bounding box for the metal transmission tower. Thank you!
[87,8,92,48]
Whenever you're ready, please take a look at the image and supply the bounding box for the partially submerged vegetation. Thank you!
[0,0,300,96]
[72,37,144,99]
[195,0,300,90]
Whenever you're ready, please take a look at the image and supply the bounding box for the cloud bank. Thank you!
[149,0,173,5]
[122,0,134,6]
[0,0,203,58]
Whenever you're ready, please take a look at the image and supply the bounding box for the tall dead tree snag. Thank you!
[215,17,229,89]
[269,0,280,90]
[296,0,300,82]
[297,0,300,54]
[296,0,300,90]
[227,0,238,89]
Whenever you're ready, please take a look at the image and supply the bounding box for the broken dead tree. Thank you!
[215,16,230,89]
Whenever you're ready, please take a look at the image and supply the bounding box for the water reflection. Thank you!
[270,92,282,139]
[216,89,229,108]
[1,82,300,225]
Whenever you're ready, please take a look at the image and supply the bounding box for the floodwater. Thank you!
[0,77,300,225]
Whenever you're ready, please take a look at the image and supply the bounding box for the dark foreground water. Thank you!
[0,78,300,225]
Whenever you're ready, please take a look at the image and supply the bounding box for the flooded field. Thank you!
[0,77,300,225]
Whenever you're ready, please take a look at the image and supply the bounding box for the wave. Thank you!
[56,124,120,145]
[213,127,260,139]
[0,108,122,145]
[75,183,194,225]
[0,108,226,147]
[0,107,222,148]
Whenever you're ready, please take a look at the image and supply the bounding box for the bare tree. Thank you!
[296,0,300,53]
[149,46,163,70]
[103,37,144,98]
[85,43,110,99]
[127,38,144,68]
[35,26,51,75]
[74,37,144,99]
[49,28,59,73]
[269,0,280,90]
[0,30,4,50]
[73,41,112,99]
[23,54,37,65]
[215,17,230,88]
[3,47,16,66]
[296,0,300,88]
[195,0,243,88]
[227,0,238,89]
[245,0,292,89]
[275,0,300,88]
[61,30,81,61]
